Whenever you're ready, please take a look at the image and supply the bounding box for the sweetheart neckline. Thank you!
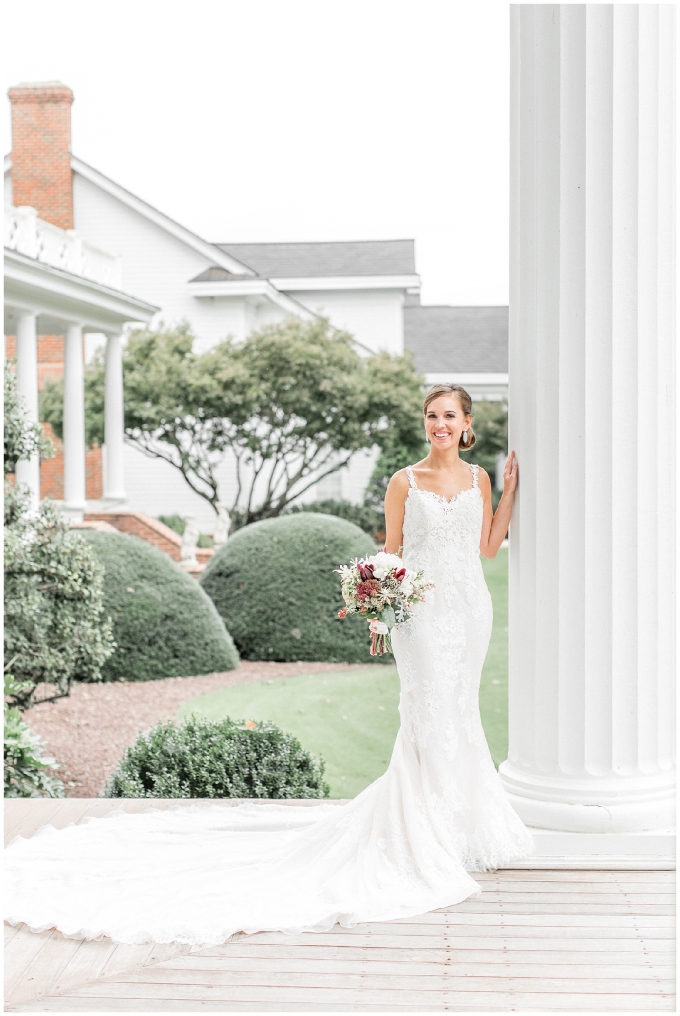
[407,485,481,507]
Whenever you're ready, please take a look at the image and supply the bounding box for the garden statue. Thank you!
[213,502,231,548]
[180,515,200,568]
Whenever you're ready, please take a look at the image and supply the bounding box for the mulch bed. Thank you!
[23,662,368,798]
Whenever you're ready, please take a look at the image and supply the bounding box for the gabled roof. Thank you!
[68,156,256,277]
[214,239,416,278]
[405,306,508,374]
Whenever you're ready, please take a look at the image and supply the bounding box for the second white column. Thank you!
[63,322,86,517]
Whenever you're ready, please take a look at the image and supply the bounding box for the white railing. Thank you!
[5,205,123,290]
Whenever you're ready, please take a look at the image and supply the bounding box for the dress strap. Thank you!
[470,463,479,488]
[405,466,418,490]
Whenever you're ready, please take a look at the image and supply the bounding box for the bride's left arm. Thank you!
[478,451,518,558]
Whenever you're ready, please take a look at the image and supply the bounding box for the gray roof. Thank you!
[213,240,416,278]
[190,266,241,282]
[405,306,508,373]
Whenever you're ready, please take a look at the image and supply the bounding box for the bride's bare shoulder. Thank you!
[385,468,411,503]
[387,468,411,490]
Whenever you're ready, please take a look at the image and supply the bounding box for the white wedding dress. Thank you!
[5,462,534,945]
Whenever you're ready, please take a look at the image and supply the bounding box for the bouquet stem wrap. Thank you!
[369,619,391,657]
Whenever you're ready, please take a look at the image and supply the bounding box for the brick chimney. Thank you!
[8,81,74,230]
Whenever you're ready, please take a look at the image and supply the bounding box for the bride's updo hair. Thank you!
[423,383,476,450]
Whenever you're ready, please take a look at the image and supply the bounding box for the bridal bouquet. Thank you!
[336,552,434,656]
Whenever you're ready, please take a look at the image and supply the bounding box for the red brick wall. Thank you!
[85,512,184,560]
[40,424,64,500]
[83,513,214,570]
[8,82,74,230]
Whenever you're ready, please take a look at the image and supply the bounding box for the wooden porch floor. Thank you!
[4,799,675,1012]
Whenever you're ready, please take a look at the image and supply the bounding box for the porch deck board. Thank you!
[5,799,675,1012]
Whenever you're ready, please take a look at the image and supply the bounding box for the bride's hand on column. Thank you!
[503,451,518,497]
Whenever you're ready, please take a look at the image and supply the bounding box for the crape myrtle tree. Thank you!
[41,318,426,528]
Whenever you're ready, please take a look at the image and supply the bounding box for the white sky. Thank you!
[3,0,510,306]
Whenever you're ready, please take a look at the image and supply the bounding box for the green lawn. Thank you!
[178,549,509,798]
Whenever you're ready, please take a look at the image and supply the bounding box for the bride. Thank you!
[5,383,534,946]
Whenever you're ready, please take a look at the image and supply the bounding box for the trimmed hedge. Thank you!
[199,512,384,663]
[79,530,239,682]
[285,499,384,540]
[104,716,329,798]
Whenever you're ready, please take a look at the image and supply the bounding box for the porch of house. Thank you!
[4,799,675,1013]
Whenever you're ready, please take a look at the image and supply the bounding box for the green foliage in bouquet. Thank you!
[4,484,115,708]
[79,530,239,682]
[104,715,329,799]
[200,513,386,663]
[4,675,65,798]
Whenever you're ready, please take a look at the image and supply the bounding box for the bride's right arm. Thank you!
[383,470,410,554]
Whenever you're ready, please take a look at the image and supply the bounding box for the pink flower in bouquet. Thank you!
[338,608,347,618]
[356,579,380,601]
[394,567,407,581]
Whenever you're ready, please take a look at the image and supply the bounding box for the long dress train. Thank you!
[4,462,534,945]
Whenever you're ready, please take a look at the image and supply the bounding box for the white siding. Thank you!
[71,174,402,511]
[73,173,232,347]
[289,289,405,355]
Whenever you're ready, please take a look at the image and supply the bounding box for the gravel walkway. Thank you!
[23,662,369,798]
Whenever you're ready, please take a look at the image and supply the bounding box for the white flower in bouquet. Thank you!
[365,551,404,580]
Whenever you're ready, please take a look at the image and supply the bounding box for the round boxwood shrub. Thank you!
[79,530,239,682]
[199,512,383,663]
[104,716,329,798]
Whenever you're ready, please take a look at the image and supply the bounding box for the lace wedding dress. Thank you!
[5,462,534,946]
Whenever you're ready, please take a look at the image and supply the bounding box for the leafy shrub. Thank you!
[5,360,53,474]
[157,514,213,548]
[200,513,384,663]
[5,484,115,708]
[4,675,65,798]
[286,499,384,541]
[104,716,329,799]
[79,530,239,682]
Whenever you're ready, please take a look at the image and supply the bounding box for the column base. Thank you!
[499,827,675,869]
[93,496,128,510]
[499,761,676,833]
[53,501,86,524]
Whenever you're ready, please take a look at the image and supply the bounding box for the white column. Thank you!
[500,5,675,833]
[103,333,126,502]
[14,312,40,508]
[62,322,86,517]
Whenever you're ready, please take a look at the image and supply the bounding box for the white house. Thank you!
[4,80,508,528]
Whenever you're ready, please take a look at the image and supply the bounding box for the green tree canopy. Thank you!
[41,318,425,527]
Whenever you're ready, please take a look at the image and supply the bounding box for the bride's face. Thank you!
[424,394,472,450]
